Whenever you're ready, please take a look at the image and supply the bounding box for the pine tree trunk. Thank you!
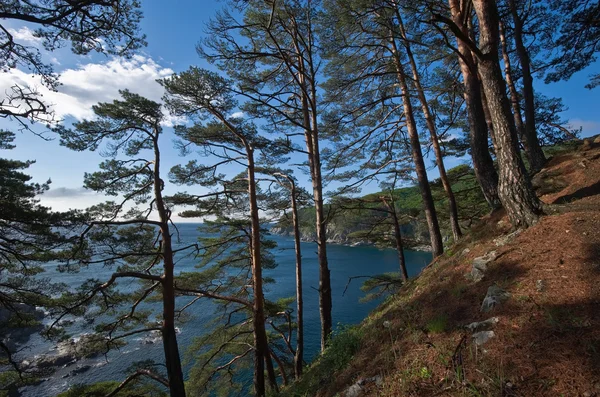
[382,196,408,281]
[290,183,304,379]
[472,0,542,228]
[499,20,527,150]
[395,10,462,242]
[507,0,546,174]
[448,0,501,211]
[152,133,186,397]
[247,148,278,396]
[388,33,444,258]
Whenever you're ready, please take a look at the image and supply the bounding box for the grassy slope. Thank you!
[280,138,600,397]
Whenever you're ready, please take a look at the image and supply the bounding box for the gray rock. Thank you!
[33,353,76,369]
[472,331,495,346]
[493,229,522,247]
[481,285,510,312]
[471,251,497,282]
[345,384,363,397]
[462,248,471,255]
[465,317,499,332]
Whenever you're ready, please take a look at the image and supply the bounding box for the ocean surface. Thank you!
[18,224,431,396]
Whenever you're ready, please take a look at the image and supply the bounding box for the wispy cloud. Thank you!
[0,55,181,125]
[7,27,42,44]
[43,186,91,198]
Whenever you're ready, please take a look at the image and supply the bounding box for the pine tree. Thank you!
[161,67,283,396]
[199,0,334,351]
[55,91,186,397]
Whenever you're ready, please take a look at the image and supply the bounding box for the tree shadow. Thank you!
[552,181,600,204]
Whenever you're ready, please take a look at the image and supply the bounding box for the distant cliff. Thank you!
[270,164,489,252]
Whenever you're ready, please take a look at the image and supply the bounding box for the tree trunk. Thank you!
[382,196,408,281]
[395,10,462,241]
[152,133,186,397]
[388,32,444,258]
[507,0,546,174]
[290,183,303,379]
[247,148,278,396]
[472,0,542,227]
[299,61,332,351]
[499,20,527,150]
[448,0,501,211]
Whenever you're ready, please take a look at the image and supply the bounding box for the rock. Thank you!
[472,331,495,346]
[465,317,499,332]
[344,376,383,396]
[462,248,471,255]
[594,135,600,144]
[493,229,522,247]
[345,383,363,397]
[481,285,510,312]
[471,251,497,282]
[536,279,545,292]
[33,353,77,369]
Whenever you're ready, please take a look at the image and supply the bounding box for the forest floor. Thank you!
[281,136,600,397]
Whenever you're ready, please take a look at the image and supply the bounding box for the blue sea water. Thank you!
[19,224,431,396]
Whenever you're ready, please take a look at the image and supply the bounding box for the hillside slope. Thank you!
[281,137,600,397]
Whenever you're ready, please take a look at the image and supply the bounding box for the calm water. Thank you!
[19,224,431,396]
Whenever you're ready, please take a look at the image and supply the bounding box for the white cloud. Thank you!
[567,118,600,137]
[0,55,179,125]
[7,27,42,44]
[230,111,245,119]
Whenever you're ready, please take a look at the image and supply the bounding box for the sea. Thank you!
[17,223,431,396]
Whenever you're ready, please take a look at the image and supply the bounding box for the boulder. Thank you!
[345,384,363,397]
[481,285,510,312]
[465,317,499,332]
[32,353,76,369]
[471,251,497,282]
[472,331,495,346]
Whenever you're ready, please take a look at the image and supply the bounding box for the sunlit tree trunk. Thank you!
[247,147,278,396]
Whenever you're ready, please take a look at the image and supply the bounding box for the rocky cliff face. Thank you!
[270,218,433,251]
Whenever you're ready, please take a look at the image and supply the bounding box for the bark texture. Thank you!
[472,0,542,227]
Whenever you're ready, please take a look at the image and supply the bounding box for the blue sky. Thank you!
[1,1,599,221]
